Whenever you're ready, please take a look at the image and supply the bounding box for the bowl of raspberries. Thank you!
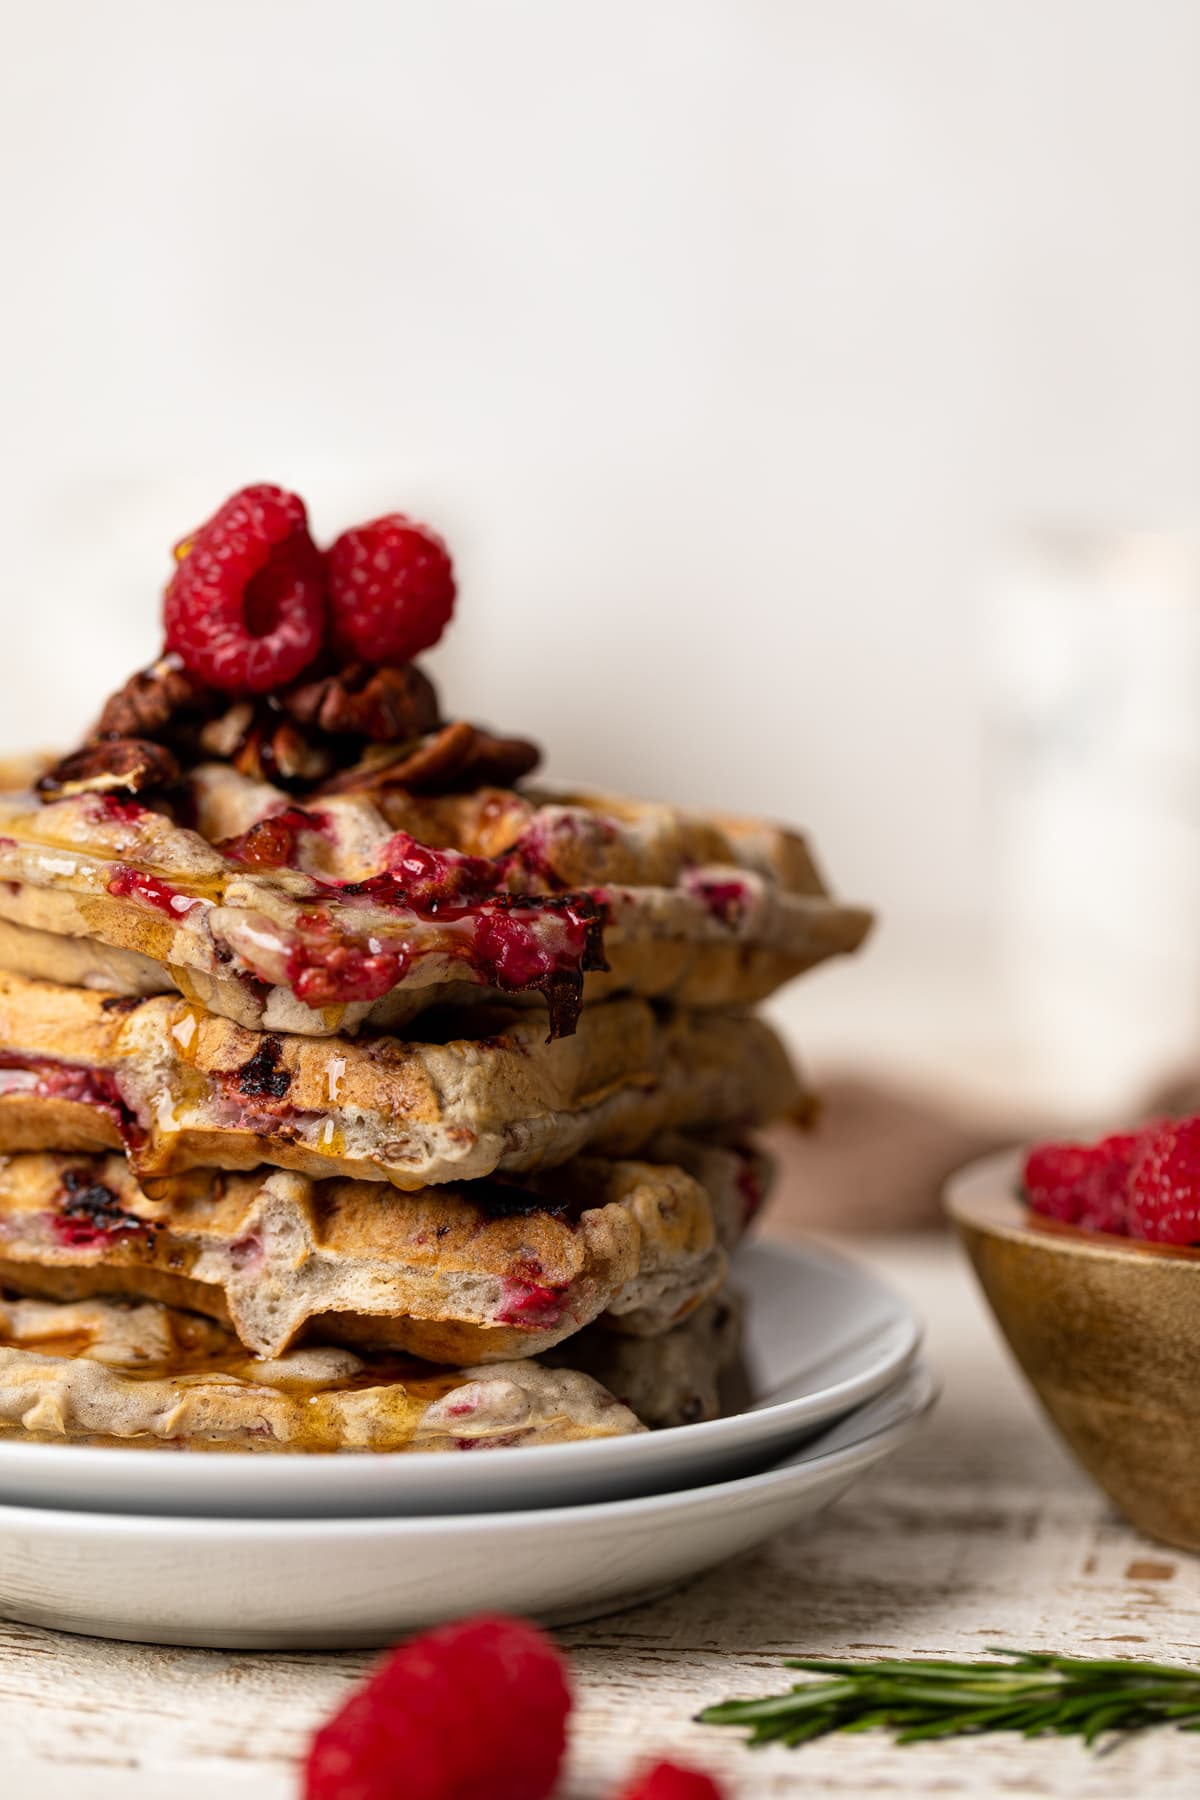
[945,1120,1200,1554]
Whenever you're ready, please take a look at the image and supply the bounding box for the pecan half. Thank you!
[93,658,212,742]
[198,701,256,762]
[37,738,181,800]
[385,720,480,789]
[231,720,334,787]
[280,663,441,743]
[197,701,336,786]
[316,722,541,797]
[444,727,541,793]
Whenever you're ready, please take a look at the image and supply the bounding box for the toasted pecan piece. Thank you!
[93,658,213,741]
[281,662,441,743]
[317,722,541,798]
[36,738,181,800]
[230,719,334,785]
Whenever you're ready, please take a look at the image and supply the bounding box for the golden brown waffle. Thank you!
[548,1290,743,1429]
[0,973,800,1189]
[0,1292,644,1451]
[0,767,871,1037]
[0,1146,766,1361]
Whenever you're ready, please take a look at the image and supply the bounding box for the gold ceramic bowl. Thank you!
[946,1151,1200,1552]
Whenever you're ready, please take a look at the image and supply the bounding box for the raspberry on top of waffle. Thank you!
[0,484,869,1040]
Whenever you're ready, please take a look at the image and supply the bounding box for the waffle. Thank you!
[0,973,799,1190]
[0,1292,644,1451]
[0,1145,766,1362]
[0,764,871,1038]
[548,1290,743,1428]
[0,485,884,1469]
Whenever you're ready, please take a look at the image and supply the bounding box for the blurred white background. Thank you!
[3,0,1200,1117]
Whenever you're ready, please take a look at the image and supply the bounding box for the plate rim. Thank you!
[0,1235,922,1496]
[0,1362,938,1538]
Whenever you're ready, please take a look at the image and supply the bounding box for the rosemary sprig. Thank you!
[698,1650,1200,1750]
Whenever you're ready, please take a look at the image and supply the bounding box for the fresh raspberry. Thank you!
[1076,1134,1144,1233]
[611,1762,726,1800]
[326,514,456,666]
[1128,1116,1200,1245]
[1021,1142,1094,1223]
[304,1613,570,1800]
[163,484,325,694]
[1021,1131,1144,1236]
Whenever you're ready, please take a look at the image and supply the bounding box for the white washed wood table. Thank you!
[2,1226,1199,1800]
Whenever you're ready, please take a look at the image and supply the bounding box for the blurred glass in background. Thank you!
[986,531,1200,1124]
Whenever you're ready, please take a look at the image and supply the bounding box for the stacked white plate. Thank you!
[0,1240,934,1648]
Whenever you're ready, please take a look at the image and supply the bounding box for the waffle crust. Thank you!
[0,1292,644,1452]
[0,772,871,1036]
[0,1145,766,1361]
[0,973,800,1189]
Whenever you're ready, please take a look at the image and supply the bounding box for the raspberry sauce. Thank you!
[107,865,205,918]
[279,888,606,1034]
[285,916,409,1006]
[218,807,333,871]
[684,871,751,927]
[0,1053,146,1150]
[95,796,149,825]
[51,1169,156,1250]
[494,1277,571,1329]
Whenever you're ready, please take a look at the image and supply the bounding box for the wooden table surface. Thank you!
[3,1224,1199,1800]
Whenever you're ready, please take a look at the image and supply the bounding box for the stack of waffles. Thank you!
[0,493,871,1455]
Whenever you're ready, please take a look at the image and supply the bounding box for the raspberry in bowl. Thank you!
[946,1126,1200,1553]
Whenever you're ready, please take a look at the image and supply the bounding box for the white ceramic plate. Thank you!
[0,1240,921,1516]
[0,1363,936,1649]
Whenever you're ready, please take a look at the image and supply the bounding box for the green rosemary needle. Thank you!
[698,1650,1200,1750]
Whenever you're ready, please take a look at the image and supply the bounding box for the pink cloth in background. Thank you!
[761,1079,1012,1236]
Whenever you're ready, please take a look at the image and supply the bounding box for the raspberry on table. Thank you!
[1021,1131,1145,1236]
[303,1613,571,1800]
[326,514,456,667]
[1128,1116,1200,1245]
[163,484,326,693]
[611,1761,727,1800]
